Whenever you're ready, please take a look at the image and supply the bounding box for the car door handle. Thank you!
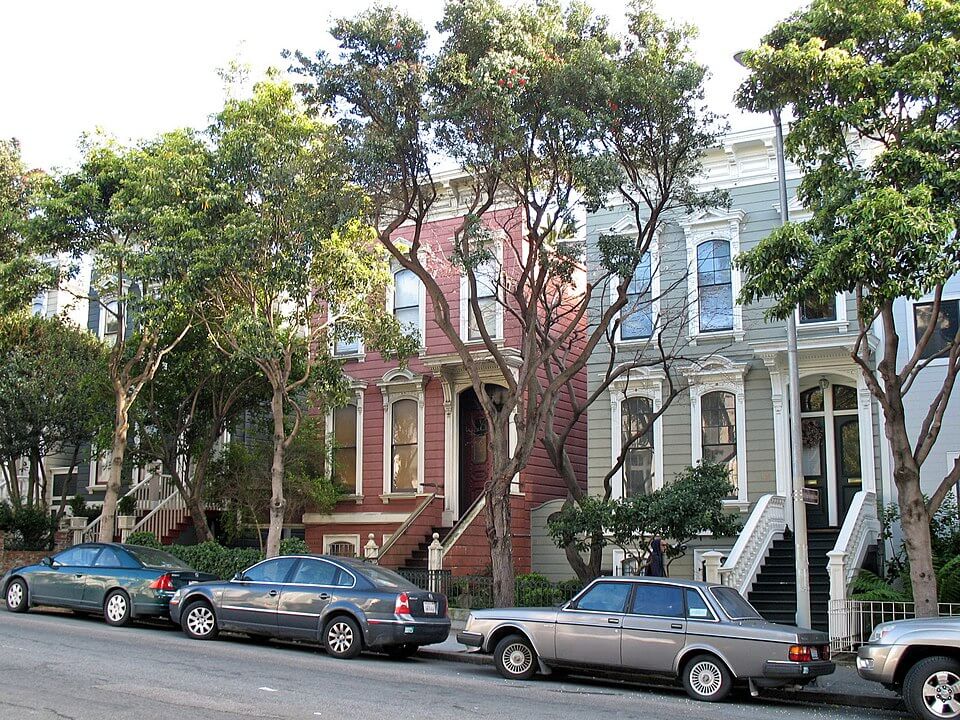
[671,623,683,629]
[74,574,84,579]
[269,590,278,597]
[318,593,330,600]
[607,617,620,625]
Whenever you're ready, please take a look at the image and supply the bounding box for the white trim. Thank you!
[387,265,427,351]
[302,511,412,524]
[680,208,745,344]
[379,369,427,496]
[603,220,662,346]
[609,370,664,499]
[795,293,849,332]
[686,360,750,505]
[904,292,960,368]
[459,240,504,342]
[322,534,362,556]
[326,388,364,498]
[693,547,731,582]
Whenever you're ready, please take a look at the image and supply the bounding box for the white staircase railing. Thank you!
[130,475,190,543]
[719,494,787,594]
[827,490,881,648]
[81,473,154,543]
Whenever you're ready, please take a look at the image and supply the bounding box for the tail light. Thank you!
[789,645,812,662]
[395,592,411,615]
[149,573,174,592]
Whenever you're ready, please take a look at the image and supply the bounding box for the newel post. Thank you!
[827,550,849,644]
[364,533,379,562]
[702,551,723,585]
[428,533,443,593]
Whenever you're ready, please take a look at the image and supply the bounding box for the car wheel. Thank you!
[385,644,419,659]
[904,656,960,720]
[324,616,362,659]
[494,634,538,681]
[682,653,732,702]
[5,578,28,613]
[103,590,132,627]
[182,600,219,641]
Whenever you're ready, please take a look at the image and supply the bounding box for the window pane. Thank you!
[335,336,360,355]
[622,295,653,339]
[55,546,102,567]
[334,447,356,489]
[686,588,715,620]
[914,300,959,360]
[469,297,498,340]
[394,269,419,309]
[291,559,338,585]
[833,385,857,411]
[711,586,761,619]
[94,547,127,568]
[699,284,733,331]
[395,306,419,334]
[800,295,837,323]
[576,582,631,612]
[696,240,731,286]
[627,253,651,295]
[392,444,418,492]
[800,387,824,413]
[245,558,297,583]
[702,392,737,496]
[328,543,356,559]
[631,584,684,617]
[334,406,357,446]
[622,397,654,497]
[392,400,418,445]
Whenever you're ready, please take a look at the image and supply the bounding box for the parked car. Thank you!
[169,554,450,659]
[2,542,215,626]
[457,576,834,702]
[857,616,960,720]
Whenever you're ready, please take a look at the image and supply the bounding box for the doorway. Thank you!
[458,387,491,519]
[800,382,861,528]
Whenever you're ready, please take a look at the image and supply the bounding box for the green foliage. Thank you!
[938,556,960,605]
[165,542,263,580]
[515,572,583,608]
[881,495,960,579]
[126,531,161,549]
[68,495,100,521]
[2,503,54,551]
[548,462,742,569]
[117,495,137,517]
[279,537,311,556]
[0,500,12,530]
[850,569,910,602]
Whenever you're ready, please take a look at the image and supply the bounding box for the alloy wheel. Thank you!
[501,642,534,676]
[106,594,127,623]
[327,622,354,655]
[186,605,216,638]
[921,670,960,718]
[689,660,723,697]
[7,583,23,610]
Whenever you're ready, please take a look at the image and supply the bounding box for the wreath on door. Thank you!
[801,418,825,448]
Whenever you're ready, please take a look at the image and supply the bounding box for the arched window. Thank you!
[332,405,358,490]
[391,399,418,492]
[393,269,420,337]
[701,391,738,496]
[697,240,733,332]
[622,397,655,496]
[622,253,653,340]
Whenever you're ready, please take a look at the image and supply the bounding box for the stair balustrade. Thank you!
[718,494,786,595]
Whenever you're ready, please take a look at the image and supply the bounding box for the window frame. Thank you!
[378,369,427,498]
[910,296,960,364]
[610,372,665,501]
[326,391,364,498]
[388,267,426,348]
[459,242,504,342]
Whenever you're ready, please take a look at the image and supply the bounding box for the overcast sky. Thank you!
[1,0,806,172]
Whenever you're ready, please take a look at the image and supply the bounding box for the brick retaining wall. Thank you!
[0,530,71,576]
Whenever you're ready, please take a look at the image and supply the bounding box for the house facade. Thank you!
[302,172,588,575]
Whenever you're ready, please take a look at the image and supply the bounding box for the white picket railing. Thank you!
[81,474,154,543]
[830,600,960,653]
[130,475,190,543]
[718,494,787,594]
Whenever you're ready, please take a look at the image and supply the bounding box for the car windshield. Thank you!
[710,586,762,620]
[124,545,193,571]
[354,563,417,591]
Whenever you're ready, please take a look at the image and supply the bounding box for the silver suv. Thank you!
[458,576,834,702]
[857,617,960,720]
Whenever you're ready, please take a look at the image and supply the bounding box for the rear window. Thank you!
[355,564,417,591]
[710,586,762,620]
[124,546,193,571]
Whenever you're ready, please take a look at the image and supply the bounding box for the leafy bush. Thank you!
[68,495,99,520]
[126,531,161,549]
[938,556,960,604]
[117,495,137,516]
[0,501,12,530]
[3,504,54,550]
[279,537,310,555]
[850,570,910,602]
[166,542,263,579]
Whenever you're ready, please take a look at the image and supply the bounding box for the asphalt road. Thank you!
[0,610,906,720]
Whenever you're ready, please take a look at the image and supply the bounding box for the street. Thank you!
[0,610,904,720]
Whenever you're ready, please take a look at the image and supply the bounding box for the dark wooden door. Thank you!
[835,415,862,520]
[802,417,830,528]
[459,390,490,518]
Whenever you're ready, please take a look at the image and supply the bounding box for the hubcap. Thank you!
[187,606,215,636]
[502,642,533,676]
[7,583,23,608]
[106,594,126,622]
[327,622,354,654]
[922,671,960,718]
[689,661,723,697]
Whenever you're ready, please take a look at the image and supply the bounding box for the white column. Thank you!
[69,516,87,546]
[428,533,444,593]
[827,550,849,644]
[364,533,379,562]
[702,551,724,584]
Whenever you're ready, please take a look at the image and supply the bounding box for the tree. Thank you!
[548,463,741,574]
[0,313,111,509]
[735,0,960,616]
[198,75,410,558]
[132,325,269,542]
[289,0,721,602]
[32,131,209,542]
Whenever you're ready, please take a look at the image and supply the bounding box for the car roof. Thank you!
[595,576,719,591]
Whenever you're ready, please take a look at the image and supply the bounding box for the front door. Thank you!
[835,415,862,519]
[554,581,631,667]
[620,583,687,672]
[801,415,830,529]
[459,389,490,519]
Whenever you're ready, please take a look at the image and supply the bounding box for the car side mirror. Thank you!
[232,572,246,582]
[40,556,53,567]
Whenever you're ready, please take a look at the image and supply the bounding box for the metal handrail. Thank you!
[376,492,438,560]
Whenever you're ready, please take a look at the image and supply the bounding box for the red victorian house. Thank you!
[303,173,587,576]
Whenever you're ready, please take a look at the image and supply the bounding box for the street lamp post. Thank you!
[735,53,811,628]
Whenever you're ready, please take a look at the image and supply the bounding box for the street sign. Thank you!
[802,487,820,505]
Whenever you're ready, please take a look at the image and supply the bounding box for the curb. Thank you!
[419,649,904,712]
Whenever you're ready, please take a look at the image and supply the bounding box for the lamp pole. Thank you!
[735,53,811,628]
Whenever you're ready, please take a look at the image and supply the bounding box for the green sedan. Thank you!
[2,542,215,626]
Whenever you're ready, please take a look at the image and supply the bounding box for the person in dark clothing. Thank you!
[645,536,667,577]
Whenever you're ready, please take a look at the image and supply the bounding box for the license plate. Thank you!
[423,601,438,614]
[404,626,414,634]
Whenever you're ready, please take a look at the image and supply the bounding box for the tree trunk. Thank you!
[485,483,515,607]
[99,397,130,543]
[186,491,214,543]
[265,384,286,558]
[54,445,82,524]
[898,475,939,616]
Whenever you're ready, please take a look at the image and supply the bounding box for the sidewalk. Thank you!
[420,625,902,711]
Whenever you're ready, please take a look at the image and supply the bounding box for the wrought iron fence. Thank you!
[829,600,960,653]
[395,569,582,610]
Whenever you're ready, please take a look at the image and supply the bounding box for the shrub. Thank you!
[0,501,12,530]
[117,495,137,516]
[279,537,310,555]
[3,504,54,550]
[938,556,960,604]
[166,542,263,580]
[850,570,910,602]
[67,495,99,520]
[126,531,161,549]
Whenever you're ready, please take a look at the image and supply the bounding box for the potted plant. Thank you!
[116,495,138,537]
